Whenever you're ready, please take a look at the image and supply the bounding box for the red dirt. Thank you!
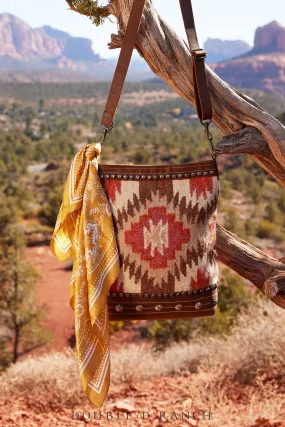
[26,245,146,354]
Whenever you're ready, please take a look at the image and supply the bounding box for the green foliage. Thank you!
[256,219,276,239]
[146,269,252,350]
[67,0,109,26]
[39,186,63,226]
[109,321,125,334]
[0,211,51,367]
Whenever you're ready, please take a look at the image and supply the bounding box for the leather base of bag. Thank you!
[108,284,218,320]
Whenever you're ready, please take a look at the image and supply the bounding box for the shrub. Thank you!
[257,220,276,238]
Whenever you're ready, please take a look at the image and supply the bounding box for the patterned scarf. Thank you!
[50,142,120,407]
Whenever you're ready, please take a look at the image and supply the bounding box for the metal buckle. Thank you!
[200,119,216,160]
[98,123,114,144]
[191,49,207,59]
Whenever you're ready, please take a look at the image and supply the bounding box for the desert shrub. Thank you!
[109,321,125,334]
[257,219,276,238]
[264,201,282,224]
[39,186,63,226]
[0,341,12,372]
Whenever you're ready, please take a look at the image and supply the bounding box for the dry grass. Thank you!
[1,297,285,424]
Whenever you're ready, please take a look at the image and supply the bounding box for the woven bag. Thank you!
[98,0,220,320]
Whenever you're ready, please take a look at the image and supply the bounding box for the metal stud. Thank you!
[136,305,144,312]
[115,304,123,312]
[175,304,183,311]
[203,172,208,176]
[159,175,164,179]
[178,174,183,178]
[191,172,196,177]
[117,174,122,179]
[119,293,124,297]
[144,293,150,298]
[210,171,215,175]
[125,293,130,298]
[105,174,110,179]
[147,176,152,180]
[169,293,174,297]
[163,294,168,298]
[195,302,202,310]
[131,293,136,298]
[155,304,163,311]
[185,174,190,178]
[112,293,117,297]
[196,172,202,176]
[182,292,187,296]
[157,294,162,298]
[172,174,177,179]
[153,175,158,179]
[100,174,104,178]
[141,175,146,179]
[123,175,128,179]
[135,175,140,180]
[111,174,116,178]
[187,291,192,295]
[129,175,134,179]
[166,174,171,179]
[151,294,156,298]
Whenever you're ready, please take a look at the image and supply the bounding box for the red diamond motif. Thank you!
[125,206,191,268]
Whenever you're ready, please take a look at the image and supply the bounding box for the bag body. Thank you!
[100,160,219,320]
[97,0,220,321]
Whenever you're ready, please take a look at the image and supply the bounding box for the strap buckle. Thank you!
[200,119,216,160]
[98,123,114,144]
[191,49,207,59]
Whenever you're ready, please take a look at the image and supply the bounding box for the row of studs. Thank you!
[114,300,218,313]
[99,170,216,180]
[108,284,217,299]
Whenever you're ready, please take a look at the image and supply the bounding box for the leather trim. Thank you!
[98,159,218,177]
[108,287,218,320]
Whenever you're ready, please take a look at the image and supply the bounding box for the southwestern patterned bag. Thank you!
[98,0,220,320]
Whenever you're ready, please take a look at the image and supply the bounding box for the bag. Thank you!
[98,0,220,320]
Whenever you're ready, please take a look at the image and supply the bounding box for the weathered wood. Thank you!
[216,225,285,309]
[65,0,285,309]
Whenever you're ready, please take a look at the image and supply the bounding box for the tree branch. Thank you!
[216,225,285,309]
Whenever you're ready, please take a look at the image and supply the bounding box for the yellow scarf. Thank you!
[50,143,120,407]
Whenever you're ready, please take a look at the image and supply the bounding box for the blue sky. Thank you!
[1,0,284,58]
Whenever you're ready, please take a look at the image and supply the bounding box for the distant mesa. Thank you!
[210,21,285,96]
[0,14,285,95]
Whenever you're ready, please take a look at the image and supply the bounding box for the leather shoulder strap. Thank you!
[179,0,212,122]
[101,0,146,128]
[101,0,212,129]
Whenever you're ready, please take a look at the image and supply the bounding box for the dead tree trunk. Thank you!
[65,0,285,309]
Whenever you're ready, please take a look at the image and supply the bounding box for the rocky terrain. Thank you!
[211,21,285,95]
[204,38,251,63]
[1,14,285,94]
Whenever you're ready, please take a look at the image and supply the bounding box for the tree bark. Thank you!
[65,0,285,309]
